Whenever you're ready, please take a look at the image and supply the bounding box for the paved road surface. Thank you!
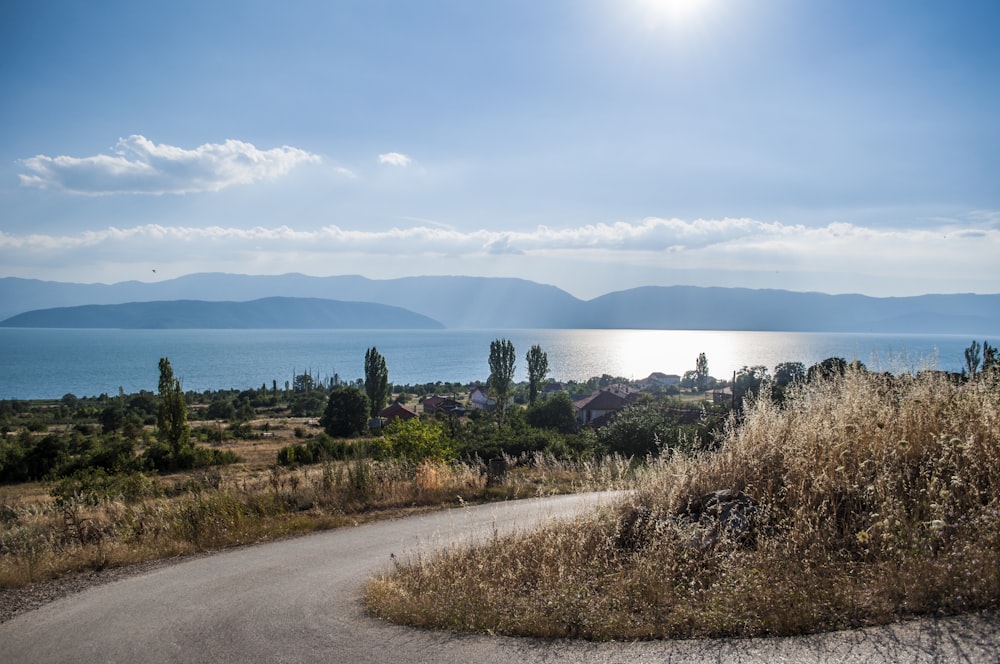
[1,492,997,663]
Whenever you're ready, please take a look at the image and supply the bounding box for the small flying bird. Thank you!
[152,269,157,273]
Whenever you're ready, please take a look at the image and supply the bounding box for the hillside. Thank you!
[580,286,1000,334]
[1,273,998,333]
[0,274,586,329]
[0,297,444,330]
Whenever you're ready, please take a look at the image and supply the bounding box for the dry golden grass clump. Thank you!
[366,369,1000,639]
[0,452,635,589]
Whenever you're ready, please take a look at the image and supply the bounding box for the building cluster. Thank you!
[370,371,719,430]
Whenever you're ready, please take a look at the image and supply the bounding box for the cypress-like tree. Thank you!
[364,346,390,418]
[157,357,189,458]
[488,338,516,423]
[525,344,549,405]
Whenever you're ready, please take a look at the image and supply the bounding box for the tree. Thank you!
[984,341,999,374]
[206,398,237,421]
[733,365,770,403]
[364,347,390,418]
[293,372,316,392]
[807,357,848,382]
[156,357,189,458]
[100,405,124,434]
[320,386,370,438]
[525,344,549,405]
[694,353,709,392]
[774,361,806,387]
[965,340,982,377]
[488,338,516,422]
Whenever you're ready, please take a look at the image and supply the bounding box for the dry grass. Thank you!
[366,369,1000,639]
[0,449,636,589]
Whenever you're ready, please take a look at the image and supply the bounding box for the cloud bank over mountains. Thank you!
[7,131,999,298]
[18,135,321,195]
[2,214,996,299]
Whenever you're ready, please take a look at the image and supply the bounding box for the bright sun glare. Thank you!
[637,0,712,29]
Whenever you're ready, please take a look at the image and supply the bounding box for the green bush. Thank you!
[384,418,455,463]
[277,433,390,467]
[526,393,578,434]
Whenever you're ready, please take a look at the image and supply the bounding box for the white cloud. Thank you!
[377,152,412,167]
[1,216,997,297]
[17,135,321,195]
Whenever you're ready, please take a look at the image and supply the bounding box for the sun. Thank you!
[653,0,710,19]
[636,0,713,28]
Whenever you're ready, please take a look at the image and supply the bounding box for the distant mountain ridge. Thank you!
[0,297,444,330]
[1,273,998,333]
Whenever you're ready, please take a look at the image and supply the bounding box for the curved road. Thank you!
[1,492,997,663]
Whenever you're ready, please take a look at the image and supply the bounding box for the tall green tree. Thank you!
[364,346,390,418]
[695,352,710,392]
[525,344,549,405]
[488,338,516,422]
[156,357,189,458]
[320,386,370,438]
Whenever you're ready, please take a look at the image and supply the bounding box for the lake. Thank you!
[0,328,982,400]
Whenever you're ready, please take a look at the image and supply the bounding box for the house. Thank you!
[712,386,733,405]
[469,385,496,411]
[379,402,418,424]
[573,384,639,427]
[421,395,463,416]
[637,372,681,388]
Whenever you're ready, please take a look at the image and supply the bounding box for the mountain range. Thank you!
[1,273,998,333]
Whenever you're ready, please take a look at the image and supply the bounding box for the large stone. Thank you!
[675,489,759,549]
[614,489,760,553]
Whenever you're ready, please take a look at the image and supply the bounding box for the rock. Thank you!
[675,489,759,549]
[614,489,760,553]
[485,456,508,487]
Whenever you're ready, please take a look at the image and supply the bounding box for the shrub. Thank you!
[384,418,455,463]
[526,393,578,433]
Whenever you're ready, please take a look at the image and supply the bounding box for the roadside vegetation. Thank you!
[0,342,715,589]
[3,338,996,640]
[366,359,1000,639]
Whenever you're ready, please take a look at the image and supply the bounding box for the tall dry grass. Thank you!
[0,454,637,588]
[366,369,1000,639]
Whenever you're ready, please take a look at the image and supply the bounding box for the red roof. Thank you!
[380,402,418,420]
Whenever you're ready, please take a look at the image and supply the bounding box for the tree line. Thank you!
[2,338,994,486]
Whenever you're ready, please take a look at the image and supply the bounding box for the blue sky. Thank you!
[2,0,998,299]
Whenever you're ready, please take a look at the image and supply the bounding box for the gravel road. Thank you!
[1,492,997,663]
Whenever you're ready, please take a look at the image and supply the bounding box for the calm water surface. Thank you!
[0,328,979,400]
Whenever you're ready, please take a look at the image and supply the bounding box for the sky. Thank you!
[1,0,998,300]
